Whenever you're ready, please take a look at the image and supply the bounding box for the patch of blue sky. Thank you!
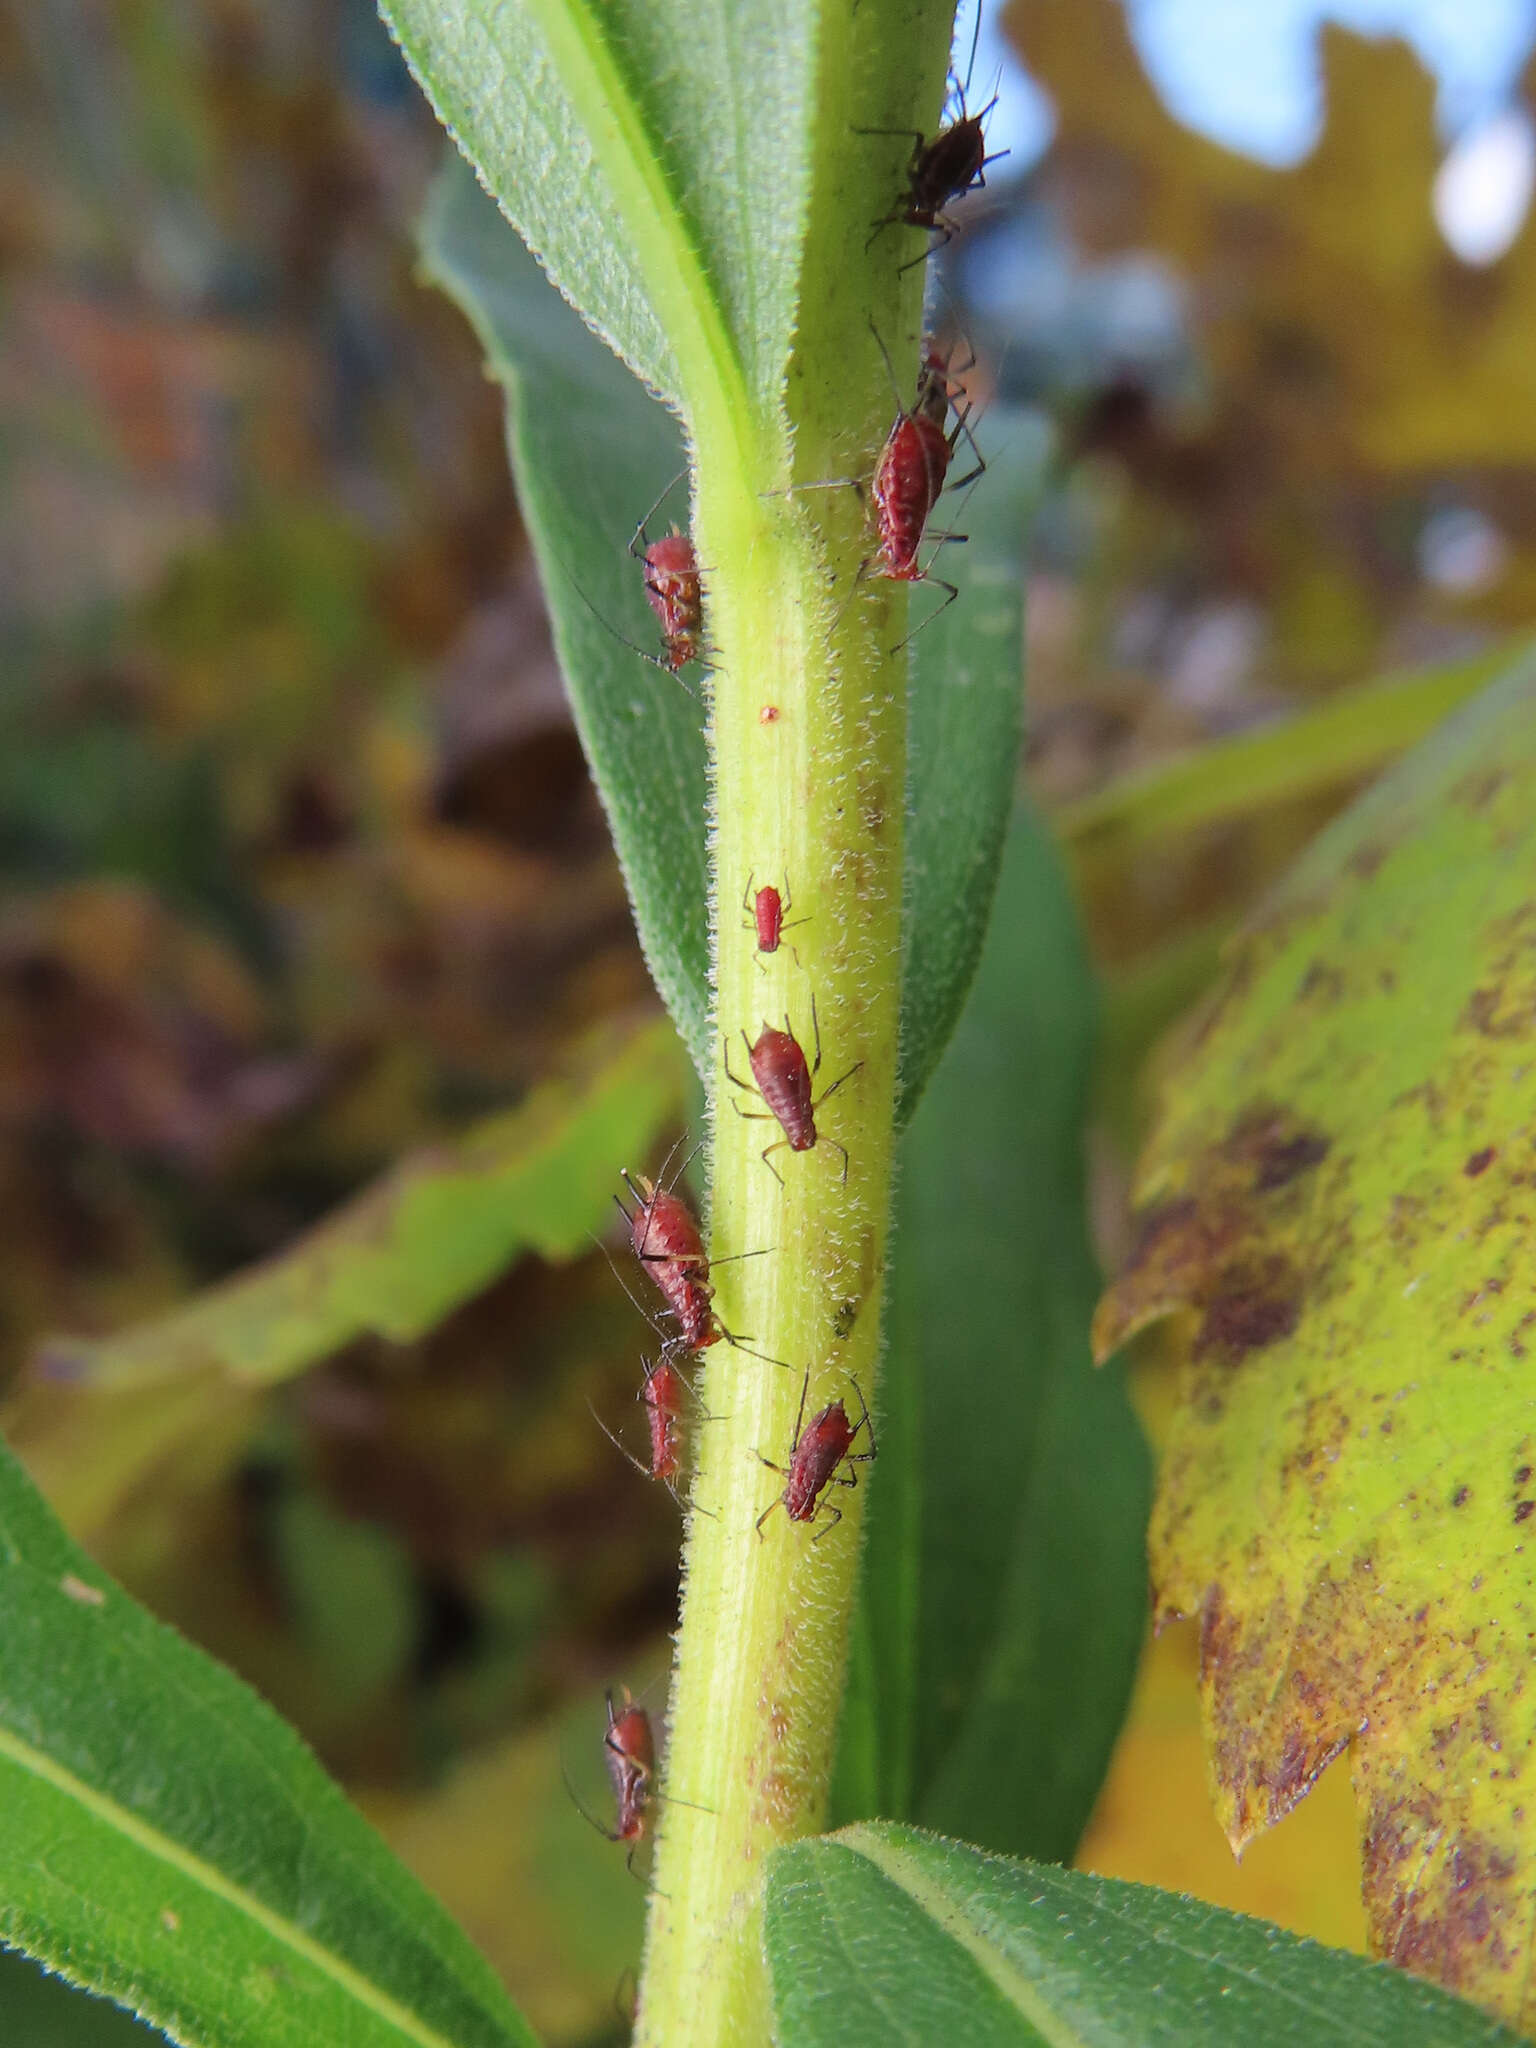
[956,0,1535,171]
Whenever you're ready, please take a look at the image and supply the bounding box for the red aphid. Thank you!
[724,997,861,1183]
[754,884,784,953]
[604,1688,655,1846]
[591,1353,692,1496]
[618,1168,719,1352]
[741,872,806,962]
[637,529,704,672]
[757,1372,876,1540]
[870,344,982,586]
[641,1354,687,1487]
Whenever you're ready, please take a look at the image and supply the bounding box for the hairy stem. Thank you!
[636,3,955,2040]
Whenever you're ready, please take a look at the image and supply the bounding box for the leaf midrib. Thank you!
[836,1829,1089,2048]
[0,1723,479,2048]
[526,0,757,471]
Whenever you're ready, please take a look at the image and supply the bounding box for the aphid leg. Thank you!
[759,1140,788,1187]
[810,1504,844,1542]
[900,211,967,274]
[811,1060,863,1113]
[822,1135,851,1185]
[560,1762,620,1846]
[587,1399,659,1487]
[887,574,961,657]
[847,1374,878,1462]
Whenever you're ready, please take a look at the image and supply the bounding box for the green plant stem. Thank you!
[634,6,955,2040]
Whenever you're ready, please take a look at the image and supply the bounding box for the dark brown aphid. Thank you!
[860,20,1008,269]
[723,997,862,1184]
[757,1371,876,1540]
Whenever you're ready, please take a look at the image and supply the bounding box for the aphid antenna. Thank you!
[555,559,703,700]
[586,1396,680,1502]
[627,467,691,557]
[885,569,962,658]
[559,1760,628,1849]
[590,1227,683,1347]
[954,0,985,100]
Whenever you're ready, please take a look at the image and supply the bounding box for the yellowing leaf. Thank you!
[1094,651,1536,2028]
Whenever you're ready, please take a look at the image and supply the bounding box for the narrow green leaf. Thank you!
[1059,639,1521,879]
[766,1825,1521,2048]
[833,804,1150,1857]
[40,1014,684,1388]
[898,413,1050,1124]
[420,160,711,1069]
[0,1440,537,2048]
[381,0,813,429]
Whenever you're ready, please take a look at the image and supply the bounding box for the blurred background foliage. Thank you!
[5,0,1536,2036]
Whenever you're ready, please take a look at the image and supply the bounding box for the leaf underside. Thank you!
[834,802,1149,1858]
[1095,648,1536,2029]
[765,1824,1517,2047]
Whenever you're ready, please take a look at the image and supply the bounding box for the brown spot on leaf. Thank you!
[1452,1486,1470,1507]
[1363,1800,1518,1993]
[1196,1254,1303,1364]
[1515,1466,1532,1487]
[1464,1146,1497,1177]
[1514,1501,1533,1524]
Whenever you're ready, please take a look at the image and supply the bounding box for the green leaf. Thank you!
[0,1439,537,2048]
[1094,647,1536,2028]
[898,415,1051,1124]
[765,1825,1520,2047]
[40,1014,685,1389]
[833,803,1150,1857]
[1059,639,1520,887]
[381,0,812,427]
[420,161,711,1068]
[420,156,1048,1122]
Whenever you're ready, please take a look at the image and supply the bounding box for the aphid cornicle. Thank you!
[757,1372,876,1540]
[723,996,862,1184]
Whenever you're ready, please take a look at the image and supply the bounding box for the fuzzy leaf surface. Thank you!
[897,418,1050,1123]
[1095,649,1536,2027]
[765,1825,1519,2047]
[420,162,712,1066]
[381,0,813,421]
[833,804,1150,1854]
[0,1440,536,2048]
